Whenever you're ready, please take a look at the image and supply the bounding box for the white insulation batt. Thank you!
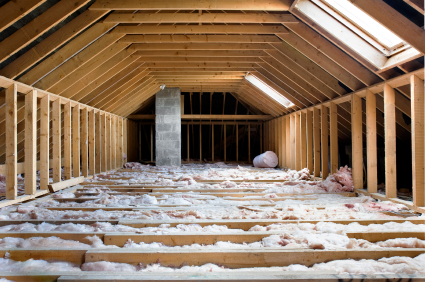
[253,151,278,168]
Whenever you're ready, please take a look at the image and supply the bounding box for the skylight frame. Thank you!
[245,73,294,108]
[291,0,421,71]
[319,0,408,54]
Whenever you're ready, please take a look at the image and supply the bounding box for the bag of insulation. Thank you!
[253,151,278,168]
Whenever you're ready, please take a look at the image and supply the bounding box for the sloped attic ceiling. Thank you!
[0,0,423,135]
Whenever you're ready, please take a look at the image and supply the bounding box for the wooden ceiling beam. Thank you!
[151,72,245,76]
[17,23,116,86]
[145,63,257,68]
[148,68,254,72]
[131,43,274,50]
[89,68,150,108]
[0,0,91,65]
[62,52,140,100]
[134,50,268,57]
[103,76,156,111]
[258,58,331,102]
[0,10,109,80]
[111,24,289,34]
[104,12,296,23]
[281,22,382,87]
[350,0,425,54]
[79,61,145,105]
[253,66,318,106]
[403,0,424,14]
[0,0,48,33]
[124,35,281,43]
[30,33,125,91]
[91,0,293,11]
[115,83,160,116]
[138,57,263,62]
[271,42,348,96]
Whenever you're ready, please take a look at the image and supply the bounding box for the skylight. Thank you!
[245,73,294,108]
[320,0,406,53]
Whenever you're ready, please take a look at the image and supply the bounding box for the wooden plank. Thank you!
[135,50,268,57]
[0,10,108,79]
[85,248,425,267]
[89,110,96,176]
[111,116,117,169]
[81,108,89,177]
[72,105,81,178]
[313,107,320,177]
[329,103,338,174]
[384,84,397,198]
[95,112,102,174]
[366,90,377,193]
[100,114,107,172]
[286,117,290,168]
[6,84,17,200]
[0,0,91,64]
[321,105,329,179]
[290,115,296,169]
[106,115,111,171]
[48,177,85,193]
[306,110,313,173]
[91,0,293,10]
[411,75,424,207]
[63,102,72,180]
[352,94,363,189]
[24,90,37,194]
[40,95,50,190]
[127,35,281,43]
[52,99,61,183]
[112,24,289,34]
[280,118,286,167]
[300,112,307,169]
[404,0,424,14]
[0,0,48,33]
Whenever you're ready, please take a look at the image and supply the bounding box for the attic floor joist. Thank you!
[1,165,425,281]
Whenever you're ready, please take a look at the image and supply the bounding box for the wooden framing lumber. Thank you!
[72,105,81,178]
[366,90,377,193]
[63,102,72,180]
[384,84,397,198]
[313,108,320,177]
[321,105,329,179]
[6,84,17,200]
[411,75,424,207]
[81,108,89,177]
[24,90,37,194]
[48,177,85,193]
[40,95,50,190]
[90,0,294,10]
[112,24,289,34]
[329,102,338,174]
[52,99,61,183]
[351,94,363,189]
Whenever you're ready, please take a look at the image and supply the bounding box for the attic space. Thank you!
[0,0,424,281]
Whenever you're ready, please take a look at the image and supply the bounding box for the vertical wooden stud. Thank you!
[366,90,377,193]
[286,116,290,169]
[281,117,286,167]
[352,94,363,189]
[106,114,111,171]
[123,118,127,165]
[52,99,61,183]
[89,110,95,176]
[101,113,106,172]
[118,118,123,168]
[259,123,262,153]
[6,84,17,199]
[95,112,101,174]
[290,114,295,169]
[187,124,190,161]
[63,102,72,180]
[72,105,80,177]
[321,105,329,179]
[313,107,320,177]
[111,116,116,169]
[411,75,424,206]
[306,110,313,173]
[81,108,88,177]
[40,94,50,190]
[295,113,301,170]
[25,90,37,194]
[300,112,307,169]
[199,123,202,162]
[330,102,338,174]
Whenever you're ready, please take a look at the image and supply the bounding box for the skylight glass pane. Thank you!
[245,73,294,108]
[323,0,404,50]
